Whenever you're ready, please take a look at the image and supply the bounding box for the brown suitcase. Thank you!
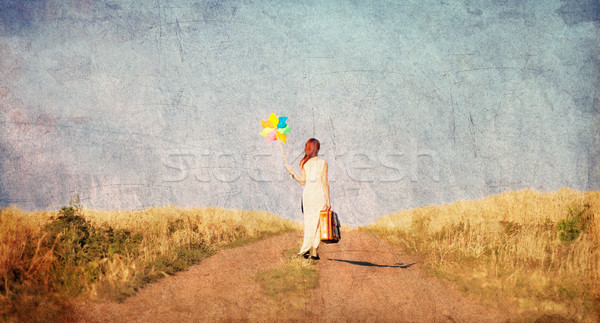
[319,209,341,243]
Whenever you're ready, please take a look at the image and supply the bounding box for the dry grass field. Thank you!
[366,188,600,322]
[2,189,598,322]
[0,202,299,322]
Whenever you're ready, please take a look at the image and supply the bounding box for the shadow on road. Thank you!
[327,259,416,268]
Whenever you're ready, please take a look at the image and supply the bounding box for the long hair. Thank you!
[300,138,320,169]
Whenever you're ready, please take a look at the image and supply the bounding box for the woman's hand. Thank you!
[324,201,331,210]
[286,165,293,176]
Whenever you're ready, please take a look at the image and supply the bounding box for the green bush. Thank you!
[557,204,594,242]
[44,204,143,296]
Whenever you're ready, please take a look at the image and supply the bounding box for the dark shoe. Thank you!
[295,252,309,259]
[310,255,320,260]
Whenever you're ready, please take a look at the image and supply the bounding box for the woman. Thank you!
[287,138,330,260]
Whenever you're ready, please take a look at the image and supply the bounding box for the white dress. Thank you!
[299,157,326,255]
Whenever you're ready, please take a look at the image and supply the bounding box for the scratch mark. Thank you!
[358,57,393,109]
[468,114,478,158]
[452,66,549,74]
[173,89,184,106]
[305,73,316,136]
[0,120,209,147]
[218,80,243,105]
[328,115,338,152]
[523,53,531,69]
[229,5,237,23]
[320,69,404,76]
[213,41,232,56]
[414,65,446,105]
[450,94,456,145]
[217,189,241,206]
[175,18,185,62]
[156,0,163,59]
[314,29,352,96]
[85,183,150,190]
[494,93,504,119]
[160,19,252,27]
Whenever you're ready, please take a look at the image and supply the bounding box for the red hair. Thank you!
[300,138,320,169]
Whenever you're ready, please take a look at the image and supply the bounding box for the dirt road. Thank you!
[75,231,505,322]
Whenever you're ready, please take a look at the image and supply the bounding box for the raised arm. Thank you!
[321,161,330,209]
[286,165,306,186]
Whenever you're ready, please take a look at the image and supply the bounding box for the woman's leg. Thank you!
[298,217,312,255]
[298,202,318,255]
[300,187,324,257]
[310,218,321,257]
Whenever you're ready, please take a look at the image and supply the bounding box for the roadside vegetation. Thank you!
[254,247,319,318]
[0,199,299,322]
[365,188,600,322]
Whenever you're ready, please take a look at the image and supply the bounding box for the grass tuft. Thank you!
[557,204,594,242]
[254,247,318,313]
